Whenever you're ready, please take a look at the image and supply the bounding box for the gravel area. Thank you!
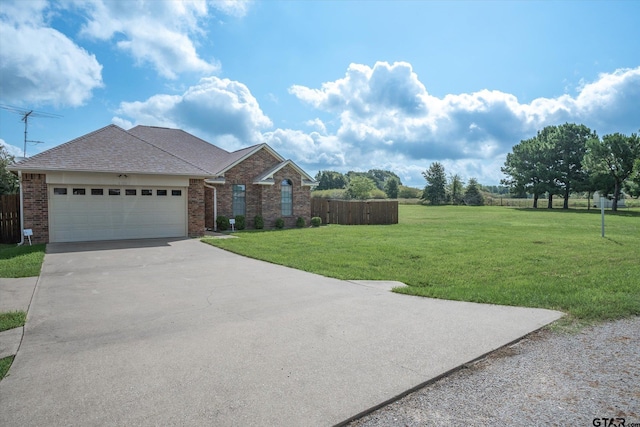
[348,317,640,427]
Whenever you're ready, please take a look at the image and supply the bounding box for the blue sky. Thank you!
[1,0,639,187]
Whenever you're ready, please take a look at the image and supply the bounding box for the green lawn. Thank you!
[0,311,26,332]
[0,244,46,278]
[0,356,14,381]
[203,206,640,321]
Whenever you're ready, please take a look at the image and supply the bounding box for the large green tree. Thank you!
[549,123,596,209]
[447,174,464,205]
[624,158,640,198]
[0,146,19,195]
[314,170,348,190]
[421,162,447,205]
[501,136,551,208]
[502,124,595,209]
[384,177,399,199]
[367,169,402,190]
[584,132,640,211]
[346,176,376,200]
[347,169,402,190]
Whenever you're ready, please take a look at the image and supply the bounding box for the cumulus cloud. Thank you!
[263,128,346,167]
[0,138,24,158]
[288,62,640,185]
[0,0,103,107]
[114,76,272,147]
[210,0,251,18]
[74,0,223,79]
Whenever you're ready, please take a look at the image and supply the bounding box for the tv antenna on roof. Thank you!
[0,104,62,157]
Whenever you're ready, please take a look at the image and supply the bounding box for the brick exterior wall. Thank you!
[261,164,311,228]
[188,179,205,237]
[217,149,280,229]
[211,149,312,229]
[204,186,214,230]
[21,173,49,244]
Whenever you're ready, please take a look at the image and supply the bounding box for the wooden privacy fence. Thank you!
[311,199,398,225]
[0,194,21,243]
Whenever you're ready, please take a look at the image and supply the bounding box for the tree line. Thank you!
[421,163,485,206]
[501,123,640,211]
[314,169,407,199]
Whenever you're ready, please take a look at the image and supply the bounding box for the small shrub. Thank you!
[311,217,322,227]
[398,185,421,199]
[216,215,230,231]
[296,217,306,228]
[254,215,264,229]
[275,218,285,229]
[311,189,348,199]
[369,189,387,199]
[234,215,246,230]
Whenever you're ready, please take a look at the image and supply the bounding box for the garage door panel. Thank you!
[49,185,187,242]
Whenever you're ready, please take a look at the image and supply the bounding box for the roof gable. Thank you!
[212,143,285,176]
[253,160,317,187]
[10,124,211,176]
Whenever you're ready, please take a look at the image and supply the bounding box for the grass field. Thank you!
[0,244,46,278]
[203,206,640,322]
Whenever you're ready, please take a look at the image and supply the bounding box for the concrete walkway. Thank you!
[0,277,38,359]
[0,238,563,426]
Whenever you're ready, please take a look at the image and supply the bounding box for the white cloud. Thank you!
[263,128,346,167]
[112,62,639,187]
[74,0,224,79]
[114,76,272,148]
[0,138,24,158]
[209,0,251,18]
[0,0,103,107]
[288,62,640,185]
[305,118,327,134]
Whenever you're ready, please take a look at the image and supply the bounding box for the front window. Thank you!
[232,184,246,216]
[281,179,292,216]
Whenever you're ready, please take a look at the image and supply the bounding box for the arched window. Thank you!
[281,179,292,216]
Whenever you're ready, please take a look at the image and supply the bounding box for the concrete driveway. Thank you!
[0,238,562,426]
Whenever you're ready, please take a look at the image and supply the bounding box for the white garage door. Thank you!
[49,185,187,242]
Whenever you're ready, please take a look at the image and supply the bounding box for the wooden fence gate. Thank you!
[311,199,398,225]
[0,194,21,244]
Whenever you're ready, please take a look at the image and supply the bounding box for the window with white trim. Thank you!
[232,184,246,216]
[281,179,292,216]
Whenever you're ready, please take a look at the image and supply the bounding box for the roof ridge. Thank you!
[173,128,230,154]
[124,127,214,175]
[230,143,264,154]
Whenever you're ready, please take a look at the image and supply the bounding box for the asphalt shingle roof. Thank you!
[10,125,269,177]
[10,124,315,184]
[128,126,230,173]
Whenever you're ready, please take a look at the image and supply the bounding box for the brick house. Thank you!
[10,124,316,244]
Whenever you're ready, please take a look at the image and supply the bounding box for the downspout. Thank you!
[17,170,24,246]
[203,181,218,232]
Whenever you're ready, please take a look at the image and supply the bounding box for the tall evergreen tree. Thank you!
[463,178,484,206]
[384,178,399,199]
[421,162,447,205]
